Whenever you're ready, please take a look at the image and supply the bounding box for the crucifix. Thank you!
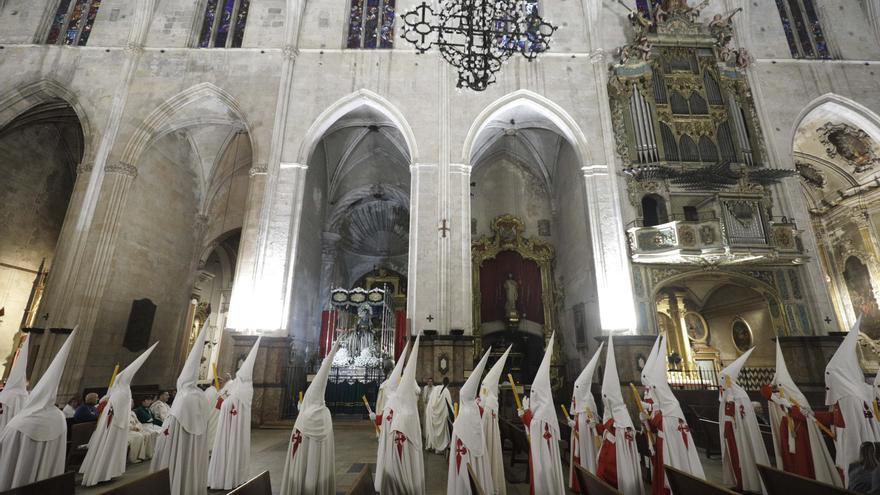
[426,314,435,322]
[438,219,451,238]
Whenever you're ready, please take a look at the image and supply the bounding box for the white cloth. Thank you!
[208,337,261,490]
[420,384,433,441]
[0,428,65,490]
[150,414,209,495]
[80,397,131,485]
[598,422,644,495]
[479,346,511,495]
[425,386,452,451]
[448,349,494,495]
[128,411,156,463]
[766,397,841,487]
[570,342,603,485]
[526,333,566,495]
[206,383,230,451]
[150,401,171,423]
[381,334,425,494]
[62,404,75,419]
[831,396,880,481]
[0,396,28,432]
[654,414,705,481]
[375,342,412,493]
[0,338,29,434]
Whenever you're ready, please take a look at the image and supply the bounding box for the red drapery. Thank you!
[319,310,338,357]
[479,250,544,324]
[394,310,407,360]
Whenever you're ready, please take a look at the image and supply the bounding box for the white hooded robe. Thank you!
[479,345,511,495]
[719,347,769,494]
[426,384,452,452]
[569,342,603,487]
[280,341,341,495]
[208,336,262,490]
[0,337,29,434]
[381,334,425,495]
[80,342,159,486]
[375,341,410,492]
[596,334,645,495]
[0,328,77,490]
[151,325,212,495]
[448,348,494,495]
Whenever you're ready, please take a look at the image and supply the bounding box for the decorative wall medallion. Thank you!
[683,311,709,344]
[817,122,880,173]
[438,353,450,375]
[699,225,716,244]
[731,317,753,352]
[795,162,826,190]
[678,226,696,247]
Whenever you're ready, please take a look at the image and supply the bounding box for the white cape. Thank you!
[425,386,452,452]
[381,334,425,495]
[766,397,842,487]
[150,414,209,495]
[720,392,769,493]
[0,429,65,490]
[79,399,131,485]
[571,412,599,477]
[207,395,251,489]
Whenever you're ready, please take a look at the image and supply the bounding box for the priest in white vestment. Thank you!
[596,334,645,495]
[150,391,171,424]
[374,341,410,492]
[80,342,159,486]
[764,340,841,486]
[0,327,77,490]
[719,347,769,494]
[448,348,494,495]
[425,376,453,453]
[420,377,433,442]
[381,334,425,494]
[824,317,880,484]
[128,410,154,462]
[569,342,603,489]
[151,326,212,495]
[644,335,704,495]
[208,337,262,490]
[517,332,566,495]
[280,341,341,494]
[479,345,511,495]
[0,337,29,433]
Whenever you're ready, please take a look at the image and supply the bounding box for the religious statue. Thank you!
[618,0,654,33]
[709,8,742,48]
[503,273,520,320]
[342,303,376,359]
[617,35,653,66]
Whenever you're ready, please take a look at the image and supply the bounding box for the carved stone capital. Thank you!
[589,49,608,65]
[282,45,299,60]
[104,162,138,178]
[849,207,871,229]
[248,165,268,177]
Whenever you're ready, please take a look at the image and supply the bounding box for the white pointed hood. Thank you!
[479,345,511,413]
[390,334,422,447]
[529,332,559,433]
[640,336,662,388]
[228,336,262,407]
[295,340,340,438]
[572,342,603,416]
[170,324,210,435]
[453,347,492,457]
[646,335,685,420]
[0,337,29,405]
[826,317,872,405]
[107,342,159,430]
[772,340,810,411]
[6,327,78,441]
[379,341,409,409]
[601,334,633,429]
[720,347,755,403]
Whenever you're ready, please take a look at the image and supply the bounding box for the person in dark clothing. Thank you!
[848,441,880,494]
[72,392,99,423]
[134,396,162,426]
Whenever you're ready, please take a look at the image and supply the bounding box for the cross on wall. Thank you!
[439,219,450,238]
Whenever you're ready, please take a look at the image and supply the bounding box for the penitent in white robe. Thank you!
[80,398,132,485]
[207,395,251,488]
[0,395,27,435]
[151,414,209,495]
[381,335,425,495]
[479,346,511,495]
[448,349,494,495]
[524,333,566,495]
[425,386,452,452]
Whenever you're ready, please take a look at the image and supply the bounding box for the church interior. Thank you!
[2,0,880,493]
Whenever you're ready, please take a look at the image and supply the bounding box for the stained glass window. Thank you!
[198,0,250,48]
[348,0,395,49]
[46,0,101,46]
[775,0,831,59]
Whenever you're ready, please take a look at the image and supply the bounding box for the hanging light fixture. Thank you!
[401,0,558,91]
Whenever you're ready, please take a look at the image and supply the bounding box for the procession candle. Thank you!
[507,374,522,411]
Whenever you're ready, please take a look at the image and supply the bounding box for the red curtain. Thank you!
[319,310,338,357]
[479,250,544,324]
[395,310,408,360]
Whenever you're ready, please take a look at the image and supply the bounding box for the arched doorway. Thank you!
[0,97,84,375]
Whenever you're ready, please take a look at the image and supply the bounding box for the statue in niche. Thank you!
[343,303,376,357]
[504,273,520,321]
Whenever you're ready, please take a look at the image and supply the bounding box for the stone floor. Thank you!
[75,420,723,494]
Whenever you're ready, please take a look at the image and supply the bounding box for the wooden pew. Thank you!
[500,418,530,483]
[757,464,855,495]
[467,464,487,495]
[664,466,738,495]
[573,464,621,495]
[65,420,97,469]
[347,466,376,495]
[228,470,272,495]
[687,405,722,458]
[96,469,170,495]
[0,471,74,495]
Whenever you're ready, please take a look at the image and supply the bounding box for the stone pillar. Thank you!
[408,163,440,336]
[318,232,342,303]
[447,164,473,334]
[220,333,292,426]
[415,334,475,403]
[226,165,267,330]
[672,291,695,366]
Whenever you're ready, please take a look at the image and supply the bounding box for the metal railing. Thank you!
[281,365,385,419]
[666,366,774,392]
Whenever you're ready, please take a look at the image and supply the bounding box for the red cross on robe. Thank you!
[543,423,553,451]
[394,431,407,459]
[677,421,690,449]
[290,430,303,458]
[230,404,238,417]
[455,438,468,473]
[106,406,114,428]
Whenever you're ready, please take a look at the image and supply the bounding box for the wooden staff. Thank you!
[507,374,523,411]
[298,391,303,404]
[107,364,120,389]
[629,383,654,445]
[454,402,459,418]
[560,404,571,423]
[787,392,836,441]
[212,363,220,391]
[362,395,380,434]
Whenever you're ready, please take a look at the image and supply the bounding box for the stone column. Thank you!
[446,164,473,334]
[318,232,342,302]
[408,163,440,336]
[672,291,695,366]
[850,209,880,309]
[226,164,268,329]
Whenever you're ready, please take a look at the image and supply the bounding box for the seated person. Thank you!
[73,392,99,423]
[134,396,162,426]
[149,391,171,423]
[127,410,159,463]
[62,398,79,418]
[848,442,880,493]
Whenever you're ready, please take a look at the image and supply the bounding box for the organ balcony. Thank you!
[626,203,804,266]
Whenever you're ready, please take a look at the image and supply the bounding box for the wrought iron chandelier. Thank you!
[401,0,558,91]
